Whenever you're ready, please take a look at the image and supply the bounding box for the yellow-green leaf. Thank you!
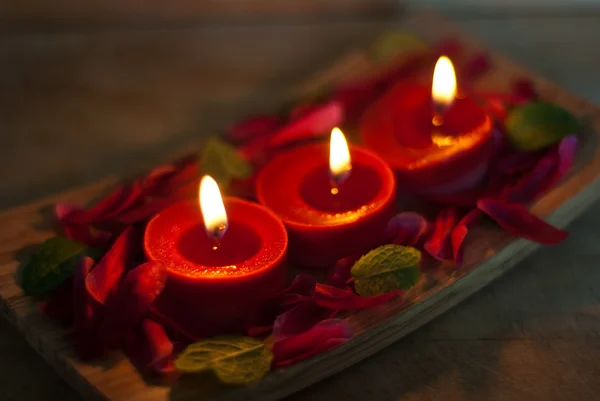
[351,245,421,296]
[371,31,428,64]
[199,137,253,190]
[174,336,272,386]
[506,101,583,151]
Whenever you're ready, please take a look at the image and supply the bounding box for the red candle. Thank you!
[144,176,288,338]
[256,128,396,268]
[360,56,493,194]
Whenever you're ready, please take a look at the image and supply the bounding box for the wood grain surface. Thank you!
[1,8,600,401]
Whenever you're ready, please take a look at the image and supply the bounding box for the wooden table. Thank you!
[1,7,600,401]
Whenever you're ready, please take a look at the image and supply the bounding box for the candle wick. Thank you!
[432,101,446,128]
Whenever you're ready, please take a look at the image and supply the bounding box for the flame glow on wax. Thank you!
[199,175,228,243]
[329,127,352,193]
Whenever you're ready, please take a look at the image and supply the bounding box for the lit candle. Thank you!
[360,56,493,195]
[256,128,396,268]
[145,176,288,338]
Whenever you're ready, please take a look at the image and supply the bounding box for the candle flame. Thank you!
[329,127,352,188]
[432,56,457,110]
[199,175,228,242]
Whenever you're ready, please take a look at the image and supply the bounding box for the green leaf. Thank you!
[505,101,583,151]
[199,137,253,190]
[20,237,95,295]
[370,31,428,64]
[351,245,421,296]
[174,336,273,385]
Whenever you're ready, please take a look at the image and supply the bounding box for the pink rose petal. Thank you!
[101,261,167,348]
[272,319,353,367]
[313,283,400,310]
[386,212,429,246]
[86,226,142,305]
[424,208,460,261]
[451,209,482,265]
[477,198,568,244]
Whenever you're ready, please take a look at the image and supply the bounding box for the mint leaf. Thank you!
[175,336,272,385]
[199,137,253,191]
[506,101,583,151]
[351,245,421,296]
[371,31,427,64]
[21,237,97,295]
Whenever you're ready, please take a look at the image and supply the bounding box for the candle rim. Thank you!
[145,197,288,281]
[256,143,396,230]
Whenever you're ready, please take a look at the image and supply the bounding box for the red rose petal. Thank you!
[272,299,337,337]
[477,198,568,244]
[124,319,174,375]
[424,208,460,261]
[327,254,360,288]
[313,283,400,310]
[226,115,281,144]
[503,150,556,204]
[148,306,199,342]
[386,212,429,246]
[498,151,544,175]
[268,101,344,148]
[464,53,492,80]
[512,78,539,102]
[244,274,317,337]
[101,261,167,348]
[86,226,142,305]
[73,256,103,360]
[549,135,578,189]
[272,319,353,367]
[451,209,482,265]
[59,221,113,249]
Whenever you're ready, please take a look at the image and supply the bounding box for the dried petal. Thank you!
[423,208,460,261]
[451,209,482,264]
[477,198,568,244]
[386,212,429,246]
[86,226,142,305]
[313,283,399,310]
[272,319,353,367]
[101,261,167,348]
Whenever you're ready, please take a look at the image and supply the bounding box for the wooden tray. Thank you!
[2,10,600,401]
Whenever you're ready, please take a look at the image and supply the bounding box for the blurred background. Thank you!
[0,1,600,400]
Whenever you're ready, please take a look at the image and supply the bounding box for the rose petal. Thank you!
[73,256,104,360]
[548,135,578,190]
[498,151,544,175]
[244,274,317,337]
[503,150,556,204]
[148,306,199,341]
[451,209,482,265]
[435,39,462,56]
[59,221,113,249]
[86,226,142,305]
[424,208,460,261]
[101,261,167,348]
[477,198,568,244]
[124,319,174,375]
[512,78,539,102]
[272,299,337,337]
[464,53,492,80]
[386,212,429,246]
[313,283,400,310]
[327,255,360,288]
[226,115,281,144]
[272,319,353,367]
[268,101,344,148]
